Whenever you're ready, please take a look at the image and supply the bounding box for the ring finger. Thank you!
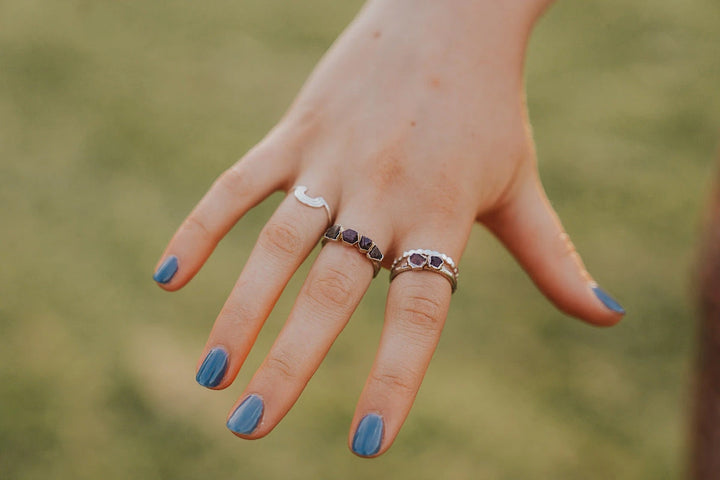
[349,227,469,457]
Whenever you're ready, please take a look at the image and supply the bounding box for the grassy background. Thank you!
[1,0,719,478]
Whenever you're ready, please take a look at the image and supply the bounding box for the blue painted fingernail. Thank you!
[227,394,264,435]
[352,413,384,457]
[196,347,228,388]
[153,255,178,284]
[591,285,625,314]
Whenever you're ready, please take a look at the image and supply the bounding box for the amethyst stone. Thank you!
[368,245,383,261]
[358,236,373,252]
[341,229,359,245]
[408,253,426,268]
[429,255,444,269]
[324,224,341,240]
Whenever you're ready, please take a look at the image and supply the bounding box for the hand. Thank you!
[152,0,624,458]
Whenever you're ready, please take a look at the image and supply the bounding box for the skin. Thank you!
[154,0,623,458]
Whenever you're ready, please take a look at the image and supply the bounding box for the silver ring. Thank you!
[390,249,458,293]
[293,185,332,225]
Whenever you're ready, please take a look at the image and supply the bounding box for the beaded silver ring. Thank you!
[389,249,458,293]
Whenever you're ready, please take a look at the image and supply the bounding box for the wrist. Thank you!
[358,0,551,76]
[366,0,554,34]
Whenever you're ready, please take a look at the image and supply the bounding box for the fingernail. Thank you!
[352,413,384,457]
[153,255,178,284]
[227,394,264,435]
[196,347,228,388]
[591,284,626,314]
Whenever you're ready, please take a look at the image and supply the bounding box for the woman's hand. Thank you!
[152,0,624,458]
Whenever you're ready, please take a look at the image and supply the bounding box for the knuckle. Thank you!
[264,351,298,381]
[216,162,255,199]
[183,214,215,241]
[282,102,324,143]
[402,180,461,224]
[397,292,445,333]
[370,368,417,397]
[556,231,580,261]
[219,301,259,330]
[260,221,304,257]
[366,144,407,193]
[306,265,356,310]
[431,184,462,216]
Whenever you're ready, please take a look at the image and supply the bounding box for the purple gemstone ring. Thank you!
[321,224,383,277]
[389,249,458,293]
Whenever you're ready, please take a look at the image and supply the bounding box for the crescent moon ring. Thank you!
[293,186,333,225]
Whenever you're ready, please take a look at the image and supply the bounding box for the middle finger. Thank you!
[225,207,391,438]
[195,187,331,389]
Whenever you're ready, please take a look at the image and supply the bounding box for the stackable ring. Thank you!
[321,224,384,277]
[293,185,333,225]
[390,249,459,293]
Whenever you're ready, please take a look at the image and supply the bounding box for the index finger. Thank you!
[152,141,291,290]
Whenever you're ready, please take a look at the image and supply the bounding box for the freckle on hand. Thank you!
[373,30,382,39]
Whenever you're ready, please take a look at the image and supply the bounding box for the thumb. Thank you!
[484,178,625,326]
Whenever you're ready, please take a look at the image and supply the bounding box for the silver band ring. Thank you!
[390,249,459,293]
[321,224,384,277]
[293,185,332,225]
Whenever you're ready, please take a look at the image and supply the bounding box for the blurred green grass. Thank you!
[1,0,719,478]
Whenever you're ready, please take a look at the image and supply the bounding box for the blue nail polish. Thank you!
[196,347,228,388]
[352,413,384,457]
[591,285,626,314]
[227,394,264,435]
[153,255,178,284]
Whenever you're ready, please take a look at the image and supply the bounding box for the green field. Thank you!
[2,1,719,478]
